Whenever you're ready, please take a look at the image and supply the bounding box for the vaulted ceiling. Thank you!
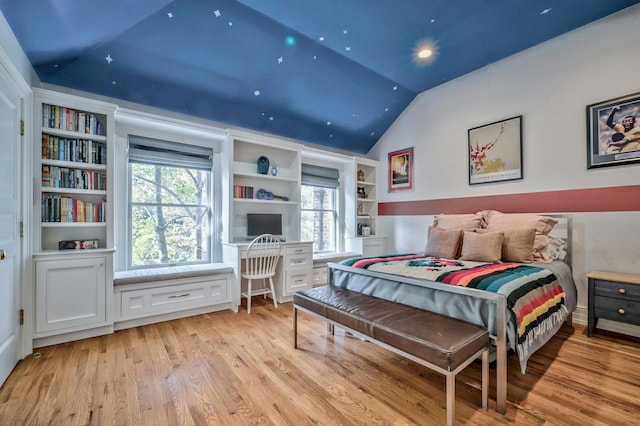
[2,1,638,153]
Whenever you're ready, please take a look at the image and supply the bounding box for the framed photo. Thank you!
[587,92,640,169]
[468,115,523,185]
[388,147,413,192]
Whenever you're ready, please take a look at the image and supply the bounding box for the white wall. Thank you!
[370,5,640,333]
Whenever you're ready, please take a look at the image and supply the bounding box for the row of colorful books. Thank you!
[233,185,254,199]
[42,194,106,223]
[42,103,105,136]
[42,165,106,190]
[42,134,106,164]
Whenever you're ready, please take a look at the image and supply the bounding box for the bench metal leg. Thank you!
[446,373,455,426]
[327,322,334,335]
[293,307,298,349]
[482,347,489,411]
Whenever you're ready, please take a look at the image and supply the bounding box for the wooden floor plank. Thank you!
[1,298,639,425]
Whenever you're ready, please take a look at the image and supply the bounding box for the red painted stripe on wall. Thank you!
[378,185,640,216]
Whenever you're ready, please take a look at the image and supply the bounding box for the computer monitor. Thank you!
[247,213,282,238]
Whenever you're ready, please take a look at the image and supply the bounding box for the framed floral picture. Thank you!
[388,147,413,192]
[468,115,522,185]
[586,92,640,168]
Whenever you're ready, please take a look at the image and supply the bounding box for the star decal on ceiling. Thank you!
[254,90,260,96]
[277,56,283,64]
[540,8,552,15]
[319,36,325,41]
[105,54,113,64]
[167,12,173,18]
[326,121,331,126]
[393,85,397,91]
[345,46,351,51]
[214,9,221,17]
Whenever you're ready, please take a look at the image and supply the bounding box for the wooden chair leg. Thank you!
[246,279,252,314]
[269,277,278,309]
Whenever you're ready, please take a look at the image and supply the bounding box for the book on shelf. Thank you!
[42,104,105,136]
[41,165,106,190]
[233,185,254,199]
[42,134,106,165]
[42,194,106,223]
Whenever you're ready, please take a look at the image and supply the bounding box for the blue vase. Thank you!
[257,156,269,174]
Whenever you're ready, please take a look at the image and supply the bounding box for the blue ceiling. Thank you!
[2,1,638,154]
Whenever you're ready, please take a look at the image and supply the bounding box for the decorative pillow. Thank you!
[459,231,504,263]
[539,235,568,261]
[481,210,557,262]
[423,226,462,259]
[477,228,535,263]
[432,213,485,231]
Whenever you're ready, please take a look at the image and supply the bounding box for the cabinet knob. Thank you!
[0,249,5,261]
[618,308,626,315]
[618,288,626,294]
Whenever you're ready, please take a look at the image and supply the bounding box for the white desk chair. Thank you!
[241,234,281,313]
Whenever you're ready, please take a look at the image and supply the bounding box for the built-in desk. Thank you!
[223,241,314,308]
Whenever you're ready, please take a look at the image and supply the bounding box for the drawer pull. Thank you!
[168,293,191,299]
[618,308,626,315]
[618,288,626,294]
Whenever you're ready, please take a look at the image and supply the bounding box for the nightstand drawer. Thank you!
[594,280,640,300]
[594,296,640,326]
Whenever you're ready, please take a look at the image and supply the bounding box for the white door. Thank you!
[0,65,22,387]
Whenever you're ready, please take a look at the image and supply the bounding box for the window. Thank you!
[128,135,213,268]
[300,164,340,253]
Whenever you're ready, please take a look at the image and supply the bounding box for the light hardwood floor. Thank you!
[1,298,639,425]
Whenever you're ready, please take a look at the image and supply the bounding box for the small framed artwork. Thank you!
[388,147,413,192]
[586,92,640,169]
[468,115,523,185]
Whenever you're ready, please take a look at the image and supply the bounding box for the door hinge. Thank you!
[19,309,24,326]
[20,221,23,238]
[20,120,24,136]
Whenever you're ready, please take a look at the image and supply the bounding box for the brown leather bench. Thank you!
[293,285,489,426]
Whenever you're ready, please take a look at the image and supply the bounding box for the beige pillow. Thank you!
[433,213,484,231]
[477,228,535,263]
[460,231,504,263]
[481,210,557,261]
[424,226,462,259]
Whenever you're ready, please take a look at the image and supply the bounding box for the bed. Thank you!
[327,212,577,415]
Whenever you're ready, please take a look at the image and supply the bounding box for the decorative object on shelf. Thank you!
[357,203,364,215]
[257,155,270,174]
[586,91,640,168]
[256,188,289,201]
[357,223,370,236]
[58,239,99,250]
[388,147,414,192]
[357,186,367,198]
[468,116,522,185]
[270,162,278,176]
[357,169,365,181]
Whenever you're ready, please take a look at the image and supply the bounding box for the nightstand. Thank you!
[587,271,640,337]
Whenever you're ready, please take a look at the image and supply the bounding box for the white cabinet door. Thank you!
[36,256,107,334]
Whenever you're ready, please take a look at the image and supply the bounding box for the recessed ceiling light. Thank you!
[413,41,436,65]
[418,48,432,58]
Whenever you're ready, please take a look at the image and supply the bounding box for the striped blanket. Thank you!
[341,254,568,372]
